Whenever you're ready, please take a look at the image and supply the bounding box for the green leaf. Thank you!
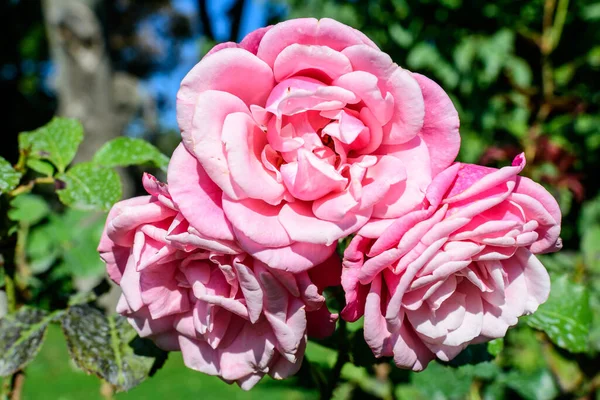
[305,341,336,369]
[505,56,532,87]
[389,23,413,48]
[18,117,84,173]
[411,362,473,400]
[8,194,50,225]
[582,3,600,20]
[60,211,107,278]
[0,307,51,376]
[487,338,504,357]
[26,209,107,277]
[458,361,500,380]
[582,225,600,270]
[60,305,168,392]
[542,341,584,392]
[26,159,54,176]
[503,369,558,400]
[93,137,169,171]
[56,162,122,211]
[525,275,592,353]
[0,156,21,195]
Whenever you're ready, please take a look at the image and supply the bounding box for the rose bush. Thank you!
[94,16,565,393]
[341,154,562,370]
[174,17,460,271]
[98,155,339,389]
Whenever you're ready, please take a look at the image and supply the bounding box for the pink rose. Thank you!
[341,154,561,370]
[98,171,339,389]
[173,18,460,271]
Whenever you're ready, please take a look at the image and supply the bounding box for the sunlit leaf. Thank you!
[56,162,122,211]
[8,194,50,225]
[93,137,169,171]
[525,276,592,353]
[26,159,54,177]
[18,118,84,173]
[0,156,21,195]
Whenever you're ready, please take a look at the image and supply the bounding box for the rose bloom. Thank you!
[173,18,460,271]
[98,168,339,389]
[341,154,561,370]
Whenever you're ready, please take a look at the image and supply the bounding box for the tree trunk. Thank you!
[42,0,117,163]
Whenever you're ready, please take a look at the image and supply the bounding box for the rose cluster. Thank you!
[99,18,561,389]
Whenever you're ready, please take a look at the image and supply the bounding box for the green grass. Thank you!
[23,325,318,399]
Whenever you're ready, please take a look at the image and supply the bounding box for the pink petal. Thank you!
[179,335,221,376]
[342,44,425,144]
[177,47,274,133]
[307,306,338,339]
[363,275,392,357]
[219,321,277,381]
[412,73,460,176]
[106,197,175,247]
[516,248,551,313]
[333,71,394,125]
[513,177,562,253]
[280,149,347,201]
[256,18,376,67]
[349,108,382,157]
[239,26,272,55]
[371,137,432,219]
[360,155,408,210]
[279,201,371,245]
[260,270,306,360]
[274,44,353,82]
[141,264,190,319]
[440,283,483,347]
[269,339,306,379]
[370,209,432,256]
[391,323,433,371]
[340,235,371,322]
[167,144,235,241]
[179,90,250,199]
[234,227,336,272]
[222,196,292,247]
[407,292,466,340]
[233,260,264,323]
[445,156,525,204]
[221,112,287,204]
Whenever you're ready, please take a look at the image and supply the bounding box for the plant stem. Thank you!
[8,177,54,197]
[3,273,16,314]
[13,226,30,291]
[321,319,350,400]
[550,0,570,53]
[1,372,24,400]
[100,381,115,400]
